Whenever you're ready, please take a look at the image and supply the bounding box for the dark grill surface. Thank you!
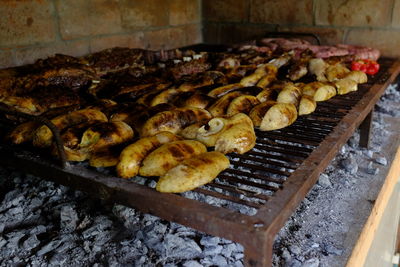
[0,57,399,267]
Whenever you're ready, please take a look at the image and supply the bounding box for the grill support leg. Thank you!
[359,110,373,149]
[243,234,273,267]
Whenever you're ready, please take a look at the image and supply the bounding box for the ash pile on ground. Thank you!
[0,83,399,267]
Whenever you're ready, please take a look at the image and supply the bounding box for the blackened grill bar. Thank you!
[0,48,399,266]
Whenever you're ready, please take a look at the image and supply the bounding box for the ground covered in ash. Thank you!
[0,83,399,267]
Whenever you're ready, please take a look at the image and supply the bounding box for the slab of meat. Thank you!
[335,44,380,61]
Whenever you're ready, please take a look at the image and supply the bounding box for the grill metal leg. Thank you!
[359,111,373,149]
[243,234,273,266]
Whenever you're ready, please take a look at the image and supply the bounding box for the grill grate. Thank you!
[0,57,399,266]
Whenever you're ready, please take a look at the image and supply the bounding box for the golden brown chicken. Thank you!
[33,108,108,147]
[117,131,181,179]
[139,140,207,176]
[156,151,230,193]
[141,107,211,137]
[196,113,256,154]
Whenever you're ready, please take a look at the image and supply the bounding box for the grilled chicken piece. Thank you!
[156,151,230,193]
[308,58,328,81]
[150,87,180,107]
[172,92,215,109]
[335,78,358,95]
[302,82,336,101]
[226,95,260,116]
[268,52,292,68]
[276,83,302,107]
[179,122,206,140]
[343,71,368,84]
[325,63,350,82]
[299,95,317,115]
[197,113,256,154]
[287,61,308,81]
[80,121,134,151]
[240,72,265,87]
[256,88,278,103]
[207,91,243,117]
[141,107,211,137]
[110,103,174,133]
[64,121,134,162]
[207,83,243,98]
[89,144,127,168]
[33,108,108,147]
[259,103,298,131]
[256,64,278,88]
[249,101,277,127]
[117,132,181,178]
[7,121,40,144]
[139,140,207,176]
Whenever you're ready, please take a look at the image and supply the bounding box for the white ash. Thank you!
[0,83,399,266]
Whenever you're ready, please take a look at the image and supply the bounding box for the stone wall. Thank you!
[0,0,202,68]
[203,0,400,57]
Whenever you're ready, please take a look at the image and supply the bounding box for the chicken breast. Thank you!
[139,140,207,176]
[156,151,230,193]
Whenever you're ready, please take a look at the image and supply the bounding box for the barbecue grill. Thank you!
[0,44,399,266]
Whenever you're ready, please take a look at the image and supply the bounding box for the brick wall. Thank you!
[203,0,400,58]
[0,0,202,68]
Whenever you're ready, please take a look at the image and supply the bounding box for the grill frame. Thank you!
[0,53,399,266]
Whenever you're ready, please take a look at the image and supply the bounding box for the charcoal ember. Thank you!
[366,162,380,175]
[340,155,358,174]
[29,225,47,235]
[112,204,138,228]
[142,222,168,249]
[288,245,301,255]
[36,239,62,256]
[60,205,79,233]
[82,216,113,240]
[234,260,245,267]
[200,236,221,247]
[203,245,223,256]
[281,248,292,263]
[163,234,202,260]
[317,174,331,188]
[211,254,228,266]
[183,260,203,267]
[286,259,302,267]
[22,234,40,251]
[221,243,238,258]
[323,243,343,256]
[374,155,387,166]
[49,253,67,266]
[302,258,319,267]
[0,237,6,250]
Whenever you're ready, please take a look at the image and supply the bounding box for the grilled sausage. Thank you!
[117,132,181,179]
[7,121,40,144]
[139,140,207,176]
[156,151,230,193]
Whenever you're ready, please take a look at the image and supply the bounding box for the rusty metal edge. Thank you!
[255,58,400,235]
